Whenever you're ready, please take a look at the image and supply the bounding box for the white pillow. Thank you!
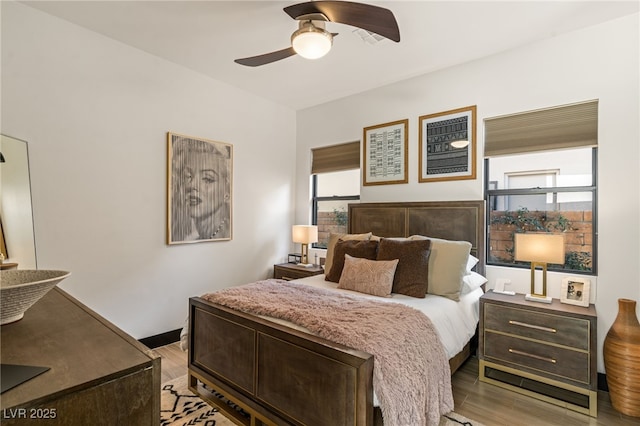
[462,271,488,294]
[466,255,479,273]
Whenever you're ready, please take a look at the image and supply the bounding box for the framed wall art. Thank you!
[560,277,591,307]
[0,215,7,259]
[419,105,477,182]
[362,119,408,186]
[167,132,233,244]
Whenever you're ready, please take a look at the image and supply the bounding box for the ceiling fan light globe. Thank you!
[291,25,333,60]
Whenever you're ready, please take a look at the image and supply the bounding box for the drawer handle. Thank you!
[509,320,557,333]
[281,276,294,281]
[509,348,557,364]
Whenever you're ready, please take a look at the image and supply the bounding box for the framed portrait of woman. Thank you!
[167,132,233,244]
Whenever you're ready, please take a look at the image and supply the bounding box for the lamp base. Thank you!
[525,293,553,304]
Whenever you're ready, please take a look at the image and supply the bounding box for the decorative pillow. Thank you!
[338,255,399,297]
[325,239,379,283]
[371,235,411,242]
[376,238,431,298]
[409,235,471,301]
[324,232,372,276]
[466,255,480,274]
[462,271,488,294]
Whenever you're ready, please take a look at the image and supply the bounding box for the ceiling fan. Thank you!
[234,1,400,67]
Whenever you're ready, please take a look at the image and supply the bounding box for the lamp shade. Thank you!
[292,225,318,244]
[291,22,332,60]
[514,233,565,264]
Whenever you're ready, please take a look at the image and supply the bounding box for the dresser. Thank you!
[0,288,160,425]
[479,290,597,416]
[273,263,324,280]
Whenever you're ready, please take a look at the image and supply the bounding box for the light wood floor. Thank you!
[154,343,638,425]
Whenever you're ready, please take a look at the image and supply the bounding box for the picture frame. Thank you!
[418,105,477,182]
[167,132,233,244]
[0,215,7,259]
[362,119,408,186]
[561,277,591,307]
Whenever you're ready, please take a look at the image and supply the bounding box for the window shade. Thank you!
[311,141,360,174]
[484,100,598,157]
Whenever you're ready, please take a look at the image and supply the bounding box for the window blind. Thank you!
[484,100,598,157]
[311,141,360,174]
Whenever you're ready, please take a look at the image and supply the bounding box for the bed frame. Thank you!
[188,200,485,426]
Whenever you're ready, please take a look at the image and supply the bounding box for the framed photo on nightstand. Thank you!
[561,277,591,307]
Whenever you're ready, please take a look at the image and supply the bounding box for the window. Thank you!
[311,170,360,248]
[310,142,361,248]
[484,100,598,274]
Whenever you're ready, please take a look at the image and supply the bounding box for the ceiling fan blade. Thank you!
[234,46,297,67]
[284,1,400,42]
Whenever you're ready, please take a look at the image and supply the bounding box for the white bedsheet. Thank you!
[264,274,483,360]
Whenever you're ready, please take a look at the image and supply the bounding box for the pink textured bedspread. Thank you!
[202,279,454,426]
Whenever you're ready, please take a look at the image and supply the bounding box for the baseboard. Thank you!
[139,328,181,349]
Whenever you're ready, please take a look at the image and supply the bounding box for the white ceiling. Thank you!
[21,1,639,110]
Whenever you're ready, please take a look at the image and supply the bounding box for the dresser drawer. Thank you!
[484,303,590,350]
[484,331,590,384]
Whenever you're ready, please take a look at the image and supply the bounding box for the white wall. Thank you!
[296,14,640,373]
[2,2,297,339]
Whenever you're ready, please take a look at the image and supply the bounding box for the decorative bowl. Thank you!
[0,270,71,325]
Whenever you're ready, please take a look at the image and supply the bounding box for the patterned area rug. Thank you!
[161,375,484,426]
[161,375,239,426]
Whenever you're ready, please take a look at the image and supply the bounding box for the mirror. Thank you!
[0,135,37,268]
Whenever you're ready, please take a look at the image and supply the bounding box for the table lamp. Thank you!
[292,225,318,265]
[514,233,565,303]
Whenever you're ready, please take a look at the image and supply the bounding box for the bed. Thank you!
[187,200,485,426]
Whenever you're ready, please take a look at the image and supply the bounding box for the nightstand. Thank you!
[273,263,324,281]
[478,290,597,417]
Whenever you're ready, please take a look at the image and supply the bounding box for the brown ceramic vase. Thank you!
[603,298,640,417]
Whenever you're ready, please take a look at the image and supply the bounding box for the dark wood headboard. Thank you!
[348,200,485,275]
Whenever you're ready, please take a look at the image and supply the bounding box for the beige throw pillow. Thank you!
[410,235,471,301]
[324,232,372,276]
[338,255,399,297]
